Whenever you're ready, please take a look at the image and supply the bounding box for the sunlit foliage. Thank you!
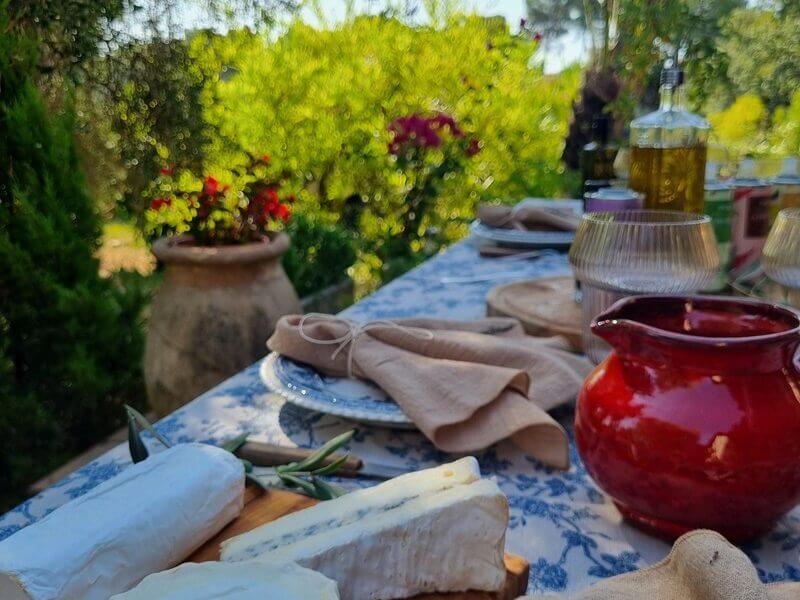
[190,15,580,282]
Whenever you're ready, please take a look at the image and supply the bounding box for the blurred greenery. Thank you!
[189,16,579,288]
[0,11,147,512]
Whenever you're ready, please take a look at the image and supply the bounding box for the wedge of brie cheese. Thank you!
[221,457,508,600]
[110,560,339,599]
[0,443,244,600]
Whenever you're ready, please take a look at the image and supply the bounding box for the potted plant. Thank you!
[143,155,300,415]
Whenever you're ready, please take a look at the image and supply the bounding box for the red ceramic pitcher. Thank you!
[575,295,800,541]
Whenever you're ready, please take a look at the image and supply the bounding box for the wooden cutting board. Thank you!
[188,485,529,599]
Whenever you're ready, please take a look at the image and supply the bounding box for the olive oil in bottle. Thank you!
[629,65,709,213]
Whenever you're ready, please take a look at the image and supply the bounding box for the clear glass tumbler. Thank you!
[763,208,800,290]
[569,210,720,363]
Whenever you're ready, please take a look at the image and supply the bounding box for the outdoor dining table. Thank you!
[2,237,800,596]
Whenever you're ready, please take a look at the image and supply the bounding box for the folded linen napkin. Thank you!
[477,203,580,232]
[268,315,593,469]
[518,530,800,600]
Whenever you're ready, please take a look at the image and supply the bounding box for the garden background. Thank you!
[2,0,800,511]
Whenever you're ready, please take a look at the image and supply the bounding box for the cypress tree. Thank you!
[0,15,146,510]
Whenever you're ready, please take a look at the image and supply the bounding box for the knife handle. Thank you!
[237,441,363,474]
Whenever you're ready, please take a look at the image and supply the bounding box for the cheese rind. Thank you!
[0,443,245,600]
[222,459,508,600]
[110,560,339,599]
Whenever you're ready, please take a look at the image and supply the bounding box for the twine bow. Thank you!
[297,313,434,378]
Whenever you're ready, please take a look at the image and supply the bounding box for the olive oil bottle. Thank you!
[629,65,709,213]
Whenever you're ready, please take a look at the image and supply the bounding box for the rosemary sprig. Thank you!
[125,405,354,501]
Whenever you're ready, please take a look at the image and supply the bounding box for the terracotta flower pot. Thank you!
[144,233,301,416]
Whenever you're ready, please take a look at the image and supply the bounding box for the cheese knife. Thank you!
[237,441,410,480]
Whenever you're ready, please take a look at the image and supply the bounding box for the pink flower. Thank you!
[533,32,543,42]
[388,113,454,154]
[466,138,481,157]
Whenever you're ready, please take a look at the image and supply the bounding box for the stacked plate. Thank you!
[469,198,582,250]
[260,353,414,428]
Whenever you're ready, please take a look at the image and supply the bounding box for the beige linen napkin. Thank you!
[268,315,592,469]
[518,530,800,600]
[477,203,580,232]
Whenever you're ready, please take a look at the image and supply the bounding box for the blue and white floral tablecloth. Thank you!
[2,238,800,595]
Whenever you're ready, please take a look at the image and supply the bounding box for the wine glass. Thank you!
[763,208,800,290]
[569,210,720,363]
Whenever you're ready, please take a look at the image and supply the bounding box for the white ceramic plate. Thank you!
[260,353,415,428]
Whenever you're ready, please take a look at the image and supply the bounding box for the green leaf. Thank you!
[222,433,249,453]
[277,430,354,474]
[124,405,172,449]
[310,454,349,476]
[278,472,318,497]
[310,477,339,500]
[127,412,149,464]
[245,473,267,490]
[240,458,253,473]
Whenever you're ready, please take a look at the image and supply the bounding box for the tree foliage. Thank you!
[190,16,580,283]
[0,19,146,511]
[719,7,800,111]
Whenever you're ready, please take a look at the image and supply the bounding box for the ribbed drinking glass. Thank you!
[763,208,800,290]
[569,210,720,363]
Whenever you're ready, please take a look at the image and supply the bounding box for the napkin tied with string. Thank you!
[268,315,592,469]
[477,203,580,232]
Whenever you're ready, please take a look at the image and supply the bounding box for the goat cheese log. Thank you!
[0,443,244,600]
[111,560,340,599]
[221,457,509,600]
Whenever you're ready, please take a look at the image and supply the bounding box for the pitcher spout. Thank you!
[588,294,800,373]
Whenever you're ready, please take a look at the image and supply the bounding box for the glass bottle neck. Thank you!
[659,84,685,112]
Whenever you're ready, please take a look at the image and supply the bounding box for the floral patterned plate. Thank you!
[260,353,415,428]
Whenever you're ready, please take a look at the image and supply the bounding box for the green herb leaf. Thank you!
[278,472,318,497]
[127,413,149,464]
[245,473,267,491]
[222,433,249,454]
[124,405,172,449]
[278,430,354,474]
[310,455,349,476]
[310,477,339,500]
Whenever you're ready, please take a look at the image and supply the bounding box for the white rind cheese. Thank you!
[222,455,481,559]
[110,560,340,599]
[0,443,244,600]
[222,458,508,600]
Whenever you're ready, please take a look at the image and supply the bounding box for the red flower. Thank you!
[466,138,481,157]
[264,188,279,204]
[260,154,271,164]
[276,203,291,223]
[533,32,543,42]
[159,164,175,176]
[203,176,220,197]
[150,197,172,211]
